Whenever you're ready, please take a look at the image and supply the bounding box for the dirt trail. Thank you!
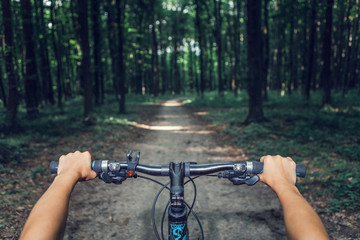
[64,99,286,240]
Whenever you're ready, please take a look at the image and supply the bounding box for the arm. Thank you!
[259,155,329,240]
[20,151,97,240]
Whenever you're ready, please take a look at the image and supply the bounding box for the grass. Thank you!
[184,90,360,213]
[0,94,178,163]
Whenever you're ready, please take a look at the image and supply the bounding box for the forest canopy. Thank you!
[0,0,359,131]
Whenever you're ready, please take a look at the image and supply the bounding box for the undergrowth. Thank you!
[184,90,360,213]
[0,94,176,163]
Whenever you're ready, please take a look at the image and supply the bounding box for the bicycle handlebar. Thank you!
[49,160,306,177]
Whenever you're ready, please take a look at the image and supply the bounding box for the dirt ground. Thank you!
[1,99,359,239]
[61,99,284,240]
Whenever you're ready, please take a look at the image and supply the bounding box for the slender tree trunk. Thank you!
[245,0,265,123]
[0,52,6,106]
[36,0,55,105]
[350,0,360,89]
[263,0,269,99]
[116,0,126,113]
[333,0,345,89]
[92,0,101,105]
[159,21,168,95]
[78,0,93,124]
[135,11,143,95]
[343,1,353,96]
[193,51,199,94]
[2,0,19,133]
[213,0,223,97]
[321,0,334,106]
[107,0,120,98]
[21,0,39,118]
[233,0,241,97]
[288,0,295,94]
[188,42,194,91]
[304,0,316,100]
[50,0,63,108]
[150,0,159,97]
[195,0,205,97]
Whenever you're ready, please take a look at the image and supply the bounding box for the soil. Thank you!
[1,99,359,239]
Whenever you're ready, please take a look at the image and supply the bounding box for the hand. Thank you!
[57,151,97,182]
[258,155,297,194]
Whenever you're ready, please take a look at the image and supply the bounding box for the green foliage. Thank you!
[29,166,46,180]
[186,90,360,212]
[325,160,360,211]
[0,139,25,164]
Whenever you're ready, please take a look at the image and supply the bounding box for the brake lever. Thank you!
[218,170,260,186]
[99,169,128,184]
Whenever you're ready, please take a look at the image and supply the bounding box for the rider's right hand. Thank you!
[258,155,297,195]
[57,151,97,182]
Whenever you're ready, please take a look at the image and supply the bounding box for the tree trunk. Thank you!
[21,0,39,118]
[288,0,295,94]
[333,0,345,89]
[245,0,265,123]
[150,0,159,97]
[116,0,126,114]
[50,0,63,109]
[263,0,269,99]
[195,0,205,97]
[36,0,55,105]
[2,0,19,133]
[304,0,316,100]
[321,0,334,106]
[92,0,101,105]
[0,52,6,106]
[107,0,120,98]
[213,0,223,97]
[350,0,360,89]
[343,1,353,96]
[78,0,93,124]
[188,42,194,91]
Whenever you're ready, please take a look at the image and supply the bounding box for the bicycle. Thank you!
[50,150,306,240]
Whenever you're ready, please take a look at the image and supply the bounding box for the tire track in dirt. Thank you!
[64,99,286,240]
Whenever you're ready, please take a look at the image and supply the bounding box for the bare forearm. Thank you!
[20,175,77,240]
[277,185,329,240]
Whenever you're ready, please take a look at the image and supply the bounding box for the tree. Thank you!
[245,0,265,123]
[91,0,103,105]
[2,0,19,132]
[78,0,93,124]
[35,0,55,105]
[213,0,224,97]
[263,0,270,99]
[116,0,126,114]
[195,0,205,97]
[321,0,334,106]
[50,0,63,108]
[150,0,160,97]
[21,0,39,117]
[304,0,316,100]
[0,49,6,107]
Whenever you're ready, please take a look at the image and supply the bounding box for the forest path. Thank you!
[64,99,286,240]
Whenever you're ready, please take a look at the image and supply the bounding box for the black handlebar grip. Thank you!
[92,160,103,173]
[295,165,306,178]
[252,161,263,174]
[49,160,103,174]
[250,162,306,178]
